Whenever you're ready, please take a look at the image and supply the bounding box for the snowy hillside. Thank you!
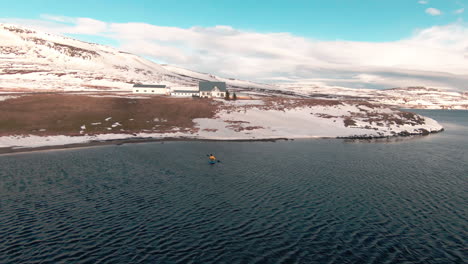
[0,24,269,92]
[272,84,468,110]
[0,24,466,109]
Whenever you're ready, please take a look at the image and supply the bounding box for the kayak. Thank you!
[209,160,216,164]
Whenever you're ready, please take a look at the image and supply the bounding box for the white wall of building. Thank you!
[200,90,225,98]
[171,91,200,97]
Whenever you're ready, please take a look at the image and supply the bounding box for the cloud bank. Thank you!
[1,15,467,91]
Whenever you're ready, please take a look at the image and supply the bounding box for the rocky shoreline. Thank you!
[338,127,445,140]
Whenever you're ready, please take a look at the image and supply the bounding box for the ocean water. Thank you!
[0,110,466,264]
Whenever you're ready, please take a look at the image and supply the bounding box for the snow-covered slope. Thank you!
[272,84,468,110]
[1,24,466,109]
[0,24,269,91]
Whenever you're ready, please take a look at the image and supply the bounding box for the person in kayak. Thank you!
[209,154,216,161]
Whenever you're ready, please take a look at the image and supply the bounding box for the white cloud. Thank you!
[454,8,465,14]
[418,1,428,4]
[426,8,442,16]
[39,14,75,23]
[1,16,467,91]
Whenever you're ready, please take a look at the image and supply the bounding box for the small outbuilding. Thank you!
[133,84,168,95]
[199,82,226,98]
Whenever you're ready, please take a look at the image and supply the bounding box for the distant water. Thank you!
[0,110,466,264]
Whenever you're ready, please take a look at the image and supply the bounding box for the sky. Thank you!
[1,0,467,90]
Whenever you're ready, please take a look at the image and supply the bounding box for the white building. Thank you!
[171,90,200,97]
[132,84,168,95]
[199,82,226,98]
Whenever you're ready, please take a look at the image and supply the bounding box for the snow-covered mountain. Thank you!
[272,84,468,109]
[1,24,466,109]
[0,24,269,92]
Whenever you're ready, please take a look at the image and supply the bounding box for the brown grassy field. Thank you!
[0,94,219,136]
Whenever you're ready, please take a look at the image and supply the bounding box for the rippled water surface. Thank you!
[1,110,467,263]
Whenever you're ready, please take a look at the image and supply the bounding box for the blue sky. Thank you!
[1,0,467,90]
[1,0,465,41]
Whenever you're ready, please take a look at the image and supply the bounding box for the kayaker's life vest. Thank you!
[209,155,216,160]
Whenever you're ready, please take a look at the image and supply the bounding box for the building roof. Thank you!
[172,90,199,93]
[199,82,226,92]
[133,84,166,88]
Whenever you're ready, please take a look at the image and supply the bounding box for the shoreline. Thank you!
[0,136,293,155]
[0,129,443,155]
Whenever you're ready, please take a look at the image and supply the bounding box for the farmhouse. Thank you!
[132,84,168,95]
[199,82,226,98]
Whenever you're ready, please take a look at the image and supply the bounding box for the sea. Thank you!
[0,110,466,264]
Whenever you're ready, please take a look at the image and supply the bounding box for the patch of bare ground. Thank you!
[226,124,264,132]
[0,94,219,136]
[261,98,342,110]
[243,126,264,131]
[220,119,264,132]
[4,26,35,34]
[46,42,99,59]
[225,120,250,124]
[351,101,380,109]
[0,69,49,75]
[221,97,343,113]
[81,85,115,90]
[0,88,60,93]
[202,128,218,132]
[343,118,357,127]
[315,114,335,119]
[0,46,28,55]
[358,111,424,127]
